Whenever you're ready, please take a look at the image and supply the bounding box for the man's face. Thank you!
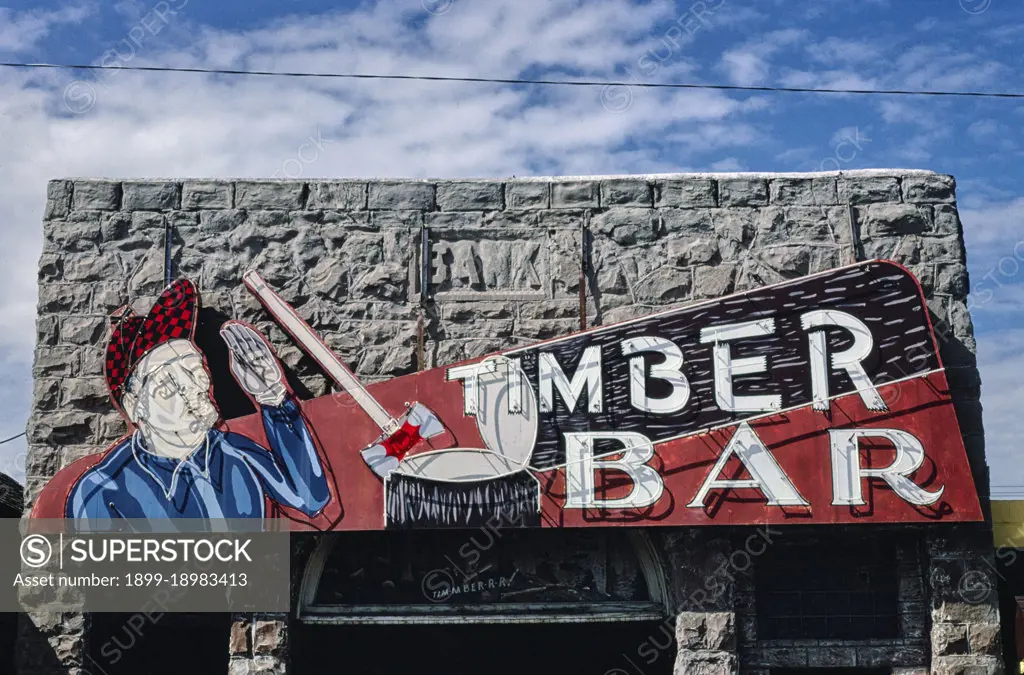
[122,340,219,455]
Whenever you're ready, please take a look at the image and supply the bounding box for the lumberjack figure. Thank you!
[62,279,332,521]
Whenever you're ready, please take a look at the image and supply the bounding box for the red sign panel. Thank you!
[33,260,982,529]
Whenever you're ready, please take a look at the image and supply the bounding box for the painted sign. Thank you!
[32,260,983,529]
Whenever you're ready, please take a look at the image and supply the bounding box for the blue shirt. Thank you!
[66,399,331,525]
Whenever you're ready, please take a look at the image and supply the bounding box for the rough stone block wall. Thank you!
[23,170,998,674]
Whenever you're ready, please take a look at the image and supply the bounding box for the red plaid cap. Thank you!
[104,278,199,404]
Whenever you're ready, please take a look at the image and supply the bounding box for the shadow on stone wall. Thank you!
[193,307,319,422]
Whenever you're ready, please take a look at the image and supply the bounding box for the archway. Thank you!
[293,528,675,675]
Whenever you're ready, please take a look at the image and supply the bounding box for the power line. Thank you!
[0,432,25,446]
[2,61,1024,100]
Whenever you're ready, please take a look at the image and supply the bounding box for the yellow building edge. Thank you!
[993,500,1024,547]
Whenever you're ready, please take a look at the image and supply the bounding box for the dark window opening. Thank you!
[84,612,230,675]
[293,621,675,675]
[755,538,900,640]
[306,528,659,620]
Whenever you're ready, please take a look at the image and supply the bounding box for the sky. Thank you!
[0,0,1020,493]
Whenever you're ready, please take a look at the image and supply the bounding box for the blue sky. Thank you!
[0,0,1021,491]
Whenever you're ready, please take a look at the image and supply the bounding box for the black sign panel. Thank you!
[511,261,940,468]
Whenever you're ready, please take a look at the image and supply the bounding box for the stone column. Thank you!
[21,179,129,675]
[674,612,737,674]
[228,613,288,675]
[662,531,738,674]
[928,530,1004,675]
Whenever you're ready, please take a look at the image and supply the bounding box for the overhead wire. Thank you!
[0,432,25,446]
[0,61,1016,454]
[1,61,1024,99]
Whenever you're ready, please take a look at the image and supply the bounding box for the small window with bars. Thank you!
[754,538,901,640]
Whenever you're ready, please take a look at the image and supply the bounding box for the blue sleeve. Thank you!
[225,398,330,516]
[67,471,120,531]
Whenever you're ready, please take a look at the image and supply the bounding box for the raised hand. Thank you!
[220,321,287,407]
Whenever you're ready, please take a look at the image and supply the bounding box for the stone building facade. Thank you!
[21,170,1001,674]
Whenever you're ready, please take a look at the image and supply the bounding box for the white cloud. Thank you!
[805,37,880,66]
[988,22,1024,45]
[720,51,767,87]
[661,121,762,149]
[827,126,863,147]
[965,119,1017,152]
[871,99,954,165]
[0,4,92,53]
[773,145,816,167]
[777,68,878,93]
[894,44,1007,93]
[968,119,1000,138]
[960,198,1024,253]
[718,28,808,86]
[709,157,746,171]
